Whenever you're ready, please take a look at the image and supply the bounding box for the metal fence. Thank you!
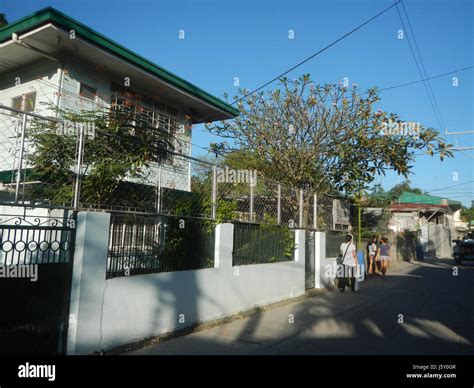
[0,105,352,231]
[107,213,215,278]
[0,207,76,355]
[0,105,68,206]
[232,222,295,265]
[0,207,76,265]
[325,230,347,259]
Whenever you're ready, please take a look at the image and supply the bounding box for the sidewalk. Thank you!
[127,260,420,355]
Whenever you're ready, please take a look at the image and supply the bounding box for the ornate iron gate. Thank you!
[305,230,315,290]
[0,209,76,355]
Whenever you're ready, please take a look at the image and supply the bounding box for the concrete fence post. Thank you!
[315,231,326,289]
[67,211,110,355]
[214,223,234,269]
[294,229,305,263]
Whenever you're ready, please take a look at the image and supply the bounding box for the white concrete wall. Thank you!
[68,212,306,354]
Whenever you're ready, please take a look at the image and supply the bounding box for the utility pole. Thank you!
[358,204,362,251]
[356,189,365,251]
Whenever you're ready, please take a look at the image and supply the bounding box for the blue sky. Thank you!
[3,0,473,205]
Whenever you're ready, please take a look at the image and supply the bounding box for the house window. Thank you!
[11,92,36,113]
[79,83,97,101]
[110,83,178,164]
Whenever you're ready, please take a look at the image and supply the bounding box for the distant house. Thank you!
[389,191,464,258]
[0,7,238,198]
[389,191,463,233]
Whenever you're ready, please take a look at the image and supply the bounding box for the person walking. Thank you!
[339,234,359,292]
[379,237,390,279]
[366,236,378,275]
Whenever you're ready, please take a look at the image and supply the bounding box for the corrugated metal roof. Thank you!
[398,191,462,206]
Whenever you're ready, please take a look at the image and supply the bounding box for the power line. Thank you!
[457,148,474,160]
[427,189,474,192]
[196,0,401,122]
[400,0,447,130]
[3,56,472,135]
[3,15,472,158]
[378,65,473,92]
[440,194,474,199]
[3,55,471,164]
[425,191,474,195]
[395,0,445,131]
[425,180,474,193]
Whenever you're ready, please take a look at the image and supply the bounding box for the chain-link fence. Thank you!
[0,105,78,207]
[0,105,352,230]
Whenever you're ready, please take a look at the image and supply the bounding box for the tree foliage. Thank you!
[206,75,452,195]
[461,206,474,222]
[27,106,173,207]
[363,181,424,207]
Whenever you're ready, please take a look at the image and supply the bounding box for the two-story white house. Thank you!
[0,7,238,207]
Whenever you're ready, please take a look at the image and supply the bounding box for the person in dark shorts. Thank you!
[379,237,390,279]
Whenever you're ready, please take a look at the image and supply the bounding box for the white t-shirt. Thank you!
[340,242,357,266]
[369,243,377,256]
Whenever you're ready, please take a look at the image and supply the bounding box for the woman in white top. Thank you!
[339,234,359,292]
[367,236,378,275]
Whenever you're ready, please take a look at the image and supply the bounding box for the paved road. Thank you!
[129,258,474,355]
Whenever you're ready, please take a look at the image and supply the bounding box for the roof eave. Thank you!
[0,7,239,120]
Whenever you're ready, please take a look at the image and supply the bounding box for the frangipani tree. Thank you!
[207,74,452,196]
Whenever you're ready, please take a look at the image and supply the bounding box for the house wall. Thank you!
[59,61,111,112]
[0,60,192,193]
[0,60,60,116]
[420,224,452,258]
[67,212,306,354]
[0,61,60,174]
[59,61,192,192]
[450,210,467,235]
[389,211,418,232]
